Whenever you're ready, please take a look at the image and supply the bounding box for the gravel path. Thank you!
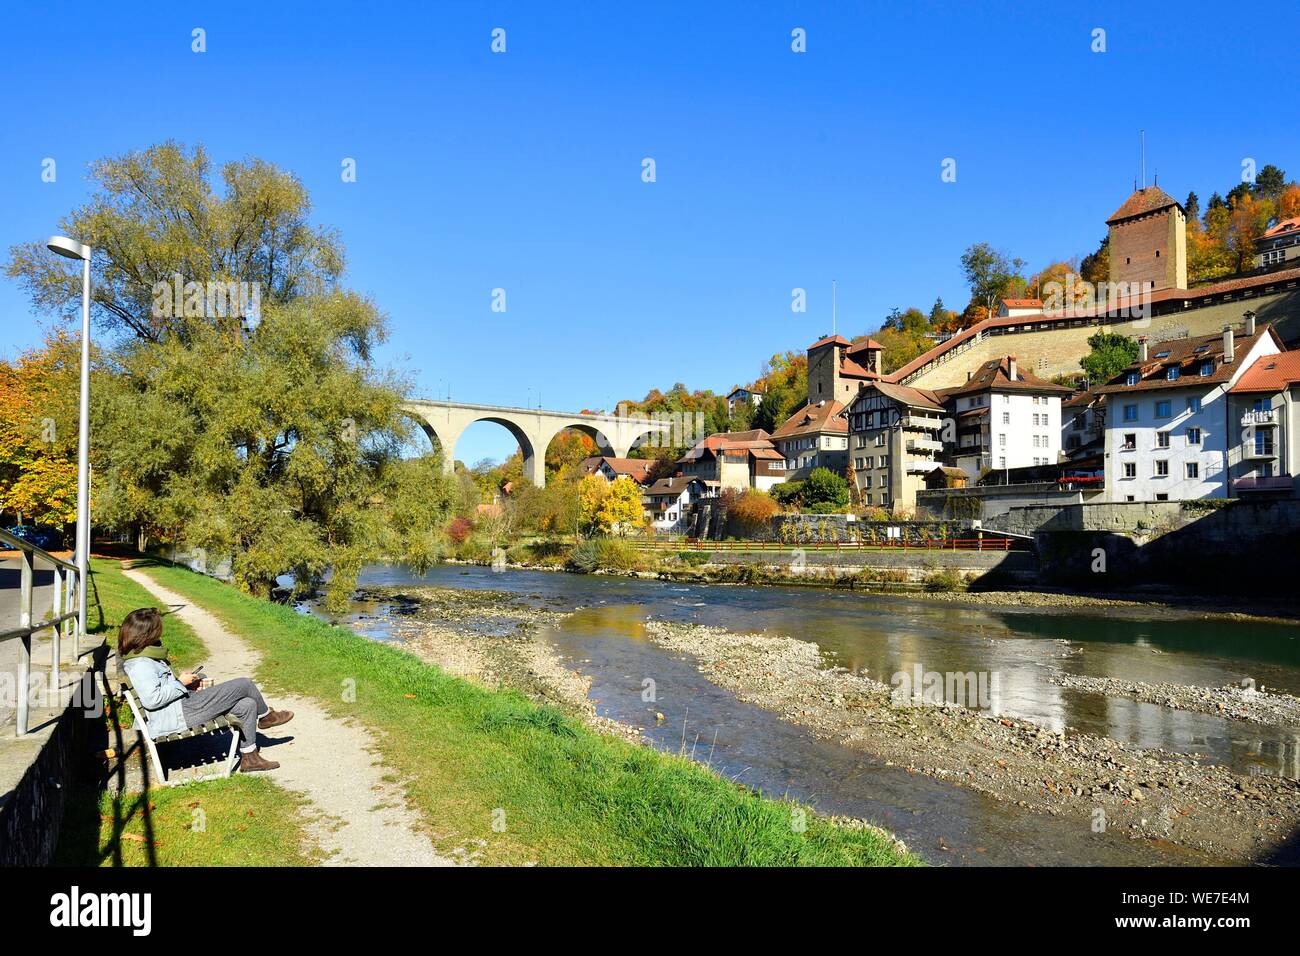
[123,569,455,867]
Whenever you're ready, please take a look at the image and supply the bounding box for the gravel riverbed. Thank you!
[643,619,1300,862]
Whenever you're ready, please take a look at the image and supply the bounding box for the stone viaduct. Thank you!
[402,400,675,487]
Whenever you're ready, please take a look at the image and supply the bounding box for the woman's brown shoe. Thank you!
[239,749,280,772]
[258,709,294,730]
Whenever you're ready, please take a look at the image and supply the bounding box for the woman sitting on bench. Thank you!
[119,607,292,772]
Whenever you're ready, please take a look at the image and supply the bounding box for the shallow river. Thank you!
[320,564,1300,866]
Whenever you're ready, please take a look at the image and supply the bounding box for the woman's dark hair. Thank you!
[118,607,163,657]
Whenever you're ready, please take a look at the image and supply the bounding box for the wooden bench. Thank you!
[120,681,240,786]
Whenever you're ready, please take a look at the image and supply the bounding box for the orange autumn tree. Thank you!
[0,330,83,528]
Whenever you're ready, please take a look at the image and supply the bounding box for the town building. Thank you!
[997,298,1044,318]
[806,334,884,403]
[725,386,764,415]
[1226,348,1300,497]
[770,399,849,481]
[643,476,716,532]
[676,429,785,492]
[1095,315,1285,502]
[1255,217,1300,270]
[941,356,1072,480]
[846,382,946,511]
[1062,390,1106,464]
[580,456,653,485]
[1106,184,1188,293]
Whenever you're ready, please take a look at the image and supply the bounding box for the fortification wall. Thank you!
[905,286,1300,391]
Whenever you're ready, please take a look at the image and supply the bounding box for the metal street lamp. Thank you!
[46,235,92,638]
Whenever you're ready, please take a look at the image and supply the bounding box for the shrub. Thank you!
[447,517,473,544]
[566,537,641,573]
[728,490,780,536]
[924,568,963,592]
[770,481,804,507]
[803,468,850,509]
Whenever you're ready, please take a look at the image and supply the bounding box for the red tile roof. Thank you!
[770,399,849,439]
[852,381,945,411]
[941,356,1073,398]
[1095,325,1284,395]
[1001,298,1044,309]
[1261,217,1300,240]
[580,456,653,482]
[1106,186,1181,224]
[809,334,851,350]
[848,337,883,352]
[1229,350,1300,393]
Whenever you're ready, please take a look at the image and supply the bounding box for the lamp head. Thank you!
[46,235,91,261]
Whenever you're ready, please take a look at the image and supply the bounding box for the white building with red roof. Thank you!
[1095,314,1284,502]
[1227,347,1300,497]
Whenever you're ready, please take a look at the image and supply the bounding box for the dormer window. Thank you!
[1125,371,1140,386]
[1166,366,1180,381]
[1200,360,1214,376]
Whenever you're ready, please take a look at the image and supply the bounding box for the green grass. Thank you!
[87,556,206,669]
[123,560,918,866]
[55,776,319,867]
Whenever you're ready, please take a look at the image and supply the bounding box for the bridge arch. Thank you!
[402,399,675,487]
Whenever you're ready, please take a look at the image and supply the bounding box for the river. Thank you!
[312,563,1300,866]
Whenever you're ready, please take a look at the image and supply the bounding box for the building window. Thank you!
[1155,493,1169,501]
[1123,462,1136,478]
[1122,433,1136,450]
[1187,427,1201,444]
[1166,366,1179,381]
[1187,397,1201,413]
[1003,411,1010,424]
[1155,400,1171,418]
[1126,372,1140,386]
[1123,404,1138,422]
[1186,462,1199,479]
[998,457,1006,469]
[1155,460,1169,477]
[999,433,1006,447]
[864,475,872,488]
[1200,361,1214,376]
[1156,432,1170,449]
[1126,495,1135,502]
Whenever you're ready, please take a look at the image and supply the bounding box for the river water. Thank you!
[317,563,1300,866]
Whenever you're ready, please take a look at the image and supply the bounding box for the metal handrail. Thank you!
[0,527,84,736]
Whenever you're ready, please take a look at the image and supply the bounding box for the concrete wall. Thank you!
[696,548,1037,586]
[988,498,1300,592]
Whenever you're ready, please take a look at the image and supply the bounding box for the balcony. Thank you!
[1241,409,1278,427]
[1234,475,1293,492]
[901,415,944,430]
[1244,445,1277,460]
[906,437,943,453]
[906,459,938,474]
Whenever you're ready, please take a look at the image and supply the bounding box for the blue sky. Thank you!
[2,0,1296,465]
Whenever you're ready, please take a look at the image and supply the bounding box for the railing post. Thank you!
[51,564,63,683]
[17,548,33,737]
[67,564,79,654]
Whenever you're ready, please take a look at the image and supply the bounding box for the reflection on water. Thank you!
[321,563,1300,864]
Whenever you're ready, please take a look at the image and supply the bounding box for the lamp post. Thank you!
[46,236,92,637]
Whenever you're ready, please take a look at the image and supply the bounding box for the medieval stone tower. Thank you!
[1106,185,1188,292]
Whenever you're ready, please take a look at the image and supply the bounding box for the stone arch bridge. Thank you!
[403,400,676,487]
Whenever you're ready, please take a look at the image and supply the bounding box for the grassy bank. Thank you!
[87,556,206,668]
[131,560,918,866]
[57,559,311,867]
[56,776,319,867]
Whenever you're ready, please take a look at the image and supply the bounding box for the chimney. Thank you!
[1244,310,1257,337]
[1138,336,1149,362]
[1007,355,1018,380]
[1223,326,1235,364]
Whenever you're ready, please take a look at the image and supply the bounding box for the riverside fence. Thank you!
[0,528,85,736]
[638,535,1025,552]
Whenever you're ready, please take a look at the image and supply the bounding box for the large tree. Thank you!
[8,143,452,609]
[1079,331,1139,386]
[960,242,1027,320]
